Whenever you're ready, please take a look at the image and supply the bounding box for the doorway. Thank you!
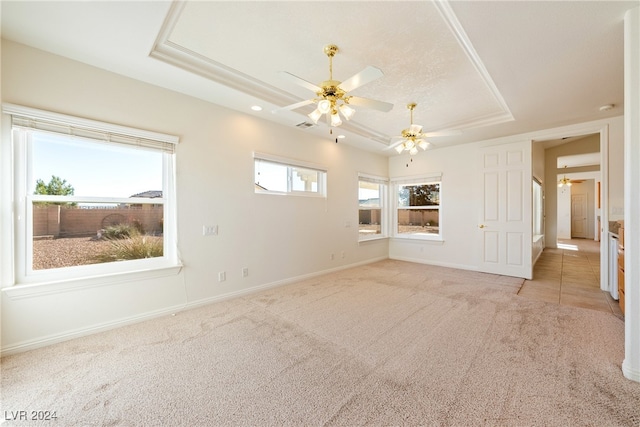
[533,128,609,293]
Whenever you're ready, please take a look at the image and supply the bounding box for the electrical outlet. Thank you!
[242,267,249,277]
[330,253,335,260]
[203,225,218,236]
[341,251,345,259]
[218,271,226,282]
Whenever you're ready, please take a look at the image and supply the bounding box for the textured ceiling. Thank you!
[1,0,638,154]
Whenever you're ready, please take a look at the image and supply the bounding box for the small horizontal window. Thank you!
[254,153,326,197]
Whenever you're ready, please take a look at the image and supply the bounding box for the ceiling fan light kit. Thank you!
[279,44,393,129]
[558,165,572,187]
[392,103,432,155]
[306,45,354,126]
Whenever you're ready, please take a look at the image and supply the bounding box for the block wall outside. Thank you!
[359,208,382,225]
[33,205,61,237]
[398,209,439,227]
[33,205,163,238]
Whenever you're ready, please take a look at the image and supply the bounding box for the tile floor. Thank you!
[518,238,624,318]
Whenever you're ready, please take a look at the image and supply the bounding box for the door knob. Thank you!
[479,224,486,229]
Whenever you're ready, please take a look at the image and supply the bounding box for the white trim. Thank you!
[0,257,386,356]
[253,151,327,172]
[358,235,389,243]
[390,172,443,184]
[432,1,514,130]
[3,103,179,145]
[2,265,182,300]
[183,257,388,311]
[623,6,640,383]
[357,172,389,184]
[0,300,187,356]
[389,254,474,272]
[29,195,166,205]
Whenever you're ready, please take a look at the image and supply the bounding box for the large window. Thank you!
[394,176,442,239]
[358,174,387,241]
[254,152,326,197]
[6,104,179,285]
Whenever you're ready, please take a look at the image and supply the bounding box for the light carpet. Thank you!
[2,260,639,426]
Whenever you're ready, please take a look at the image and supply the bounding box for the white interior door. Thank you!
[571,193,588,238]
[478,140,532,279]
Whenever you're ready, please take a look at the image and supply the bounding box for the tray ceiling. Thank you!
[1,1,637,153]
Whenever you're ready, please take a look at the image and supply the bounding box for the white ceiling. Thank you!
[1,1,638,155]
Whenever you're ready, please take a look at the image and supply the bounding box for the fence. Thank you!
[398,209,439,227]
[33,205,163,238]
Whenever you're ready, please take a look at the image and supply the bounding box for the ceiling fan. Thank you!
[558,165,586,187]
[387,103,460,155]
[275,44,393,127]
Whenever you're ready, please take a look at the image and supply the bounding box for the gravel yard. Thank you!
[32,237,112,270]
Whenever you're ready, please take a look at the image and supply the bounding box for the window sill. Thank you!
[255,190,326,198]
[392,236,444,244]
[2,264,183,300]
[359,235,389,243]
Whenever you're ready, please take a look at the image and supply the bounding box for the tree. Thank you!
[34,175,75,205]
[399,184,440,207]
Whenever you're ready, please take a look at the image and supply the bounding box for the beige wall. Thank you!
[1,40,389,352]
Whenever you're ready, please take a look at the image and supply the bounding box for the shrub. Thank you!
[131,218,145,235]
[101,224,140,240]
[94,236,163,263]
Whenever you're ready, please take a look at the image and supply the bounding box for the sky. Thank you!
[32,132,162,199]
[33,132,378,201]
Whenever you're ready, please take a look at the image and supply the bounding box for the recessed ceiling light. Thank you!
[337,135,346,139]
[599,104,614,112]
[251,105,263,111]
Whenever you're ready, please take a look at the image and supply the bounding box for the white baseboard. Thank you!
[623,359,640,383]
[389,255,478,273]
[1,257,387,356]
[0,303,186,356]
[183,256,388,310]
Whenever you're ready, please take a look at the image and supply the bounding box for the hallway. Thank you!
[518,238,623,318]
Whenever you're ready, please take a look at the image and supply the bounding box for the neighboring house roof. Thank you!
[130,190,162,198]
[359,198,380,207]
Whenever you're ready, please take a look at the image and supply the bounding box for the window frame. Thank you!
[358,173,388,242]
[254,152,327,197]
[392,174,443,241]
[4,104,180,286]
[533,177,544,239]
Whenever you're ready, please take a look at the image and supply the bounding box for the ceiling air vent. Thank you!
[296,121,316,129]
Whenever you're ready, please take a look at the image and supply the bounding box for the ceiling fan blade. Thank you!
[409,124,423,134]
[272,99,314,113]
[279,71,321,93]
[348,96,393,112]
[384,139,406,150]
[420,129,462,137]
[338,66,384,92]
